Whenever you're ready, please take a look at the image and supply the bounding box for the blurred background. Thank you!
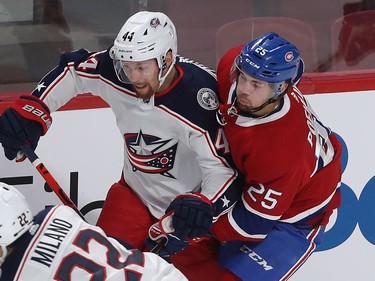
[0,3,374,280]
[0,0,374,92]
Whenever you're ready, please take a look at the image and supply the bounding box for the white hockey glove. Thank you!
[146,212,189,257]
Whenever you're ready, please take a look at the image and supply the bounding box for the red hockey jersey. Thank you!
[212,46,342,241]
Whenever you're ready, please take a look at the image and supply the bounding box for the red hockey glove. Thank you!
[0,96,52,161]
[166,192,213,240]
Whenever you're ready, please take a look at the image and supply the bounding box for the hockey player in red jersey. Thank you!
[212,32,342,280]
[0,182,187,281]
[0,11,242,280]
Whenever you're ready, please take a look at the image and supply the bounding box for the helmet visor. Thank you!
[112,58,157,84]
[231,57,270,88]
[232,57,286,96]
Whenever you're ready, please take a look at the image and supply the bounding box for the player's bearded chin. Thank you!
[133,84,154,100]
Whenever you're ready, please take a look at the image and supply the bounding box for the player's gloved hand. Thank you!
[145,213,189,257]
[0,95,52,161]
[166,192,213,240]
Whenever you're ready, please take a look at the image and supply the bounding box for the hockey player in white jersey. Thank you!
[0,11,242,280]
[0,182,187,281]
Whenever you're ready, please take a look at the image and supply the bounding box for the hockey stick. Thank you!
[21,144,169,254]
[149,214,173,255]
[21,144,87,221]
[22,144,170,254]
[150,237,168,255]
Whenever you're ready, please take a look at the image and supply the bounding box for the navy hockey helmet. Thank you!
[236,32,304,84]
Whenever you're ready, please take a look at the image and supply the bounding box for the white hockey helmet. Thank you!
[0,182,33,264]
[110,11,177,87]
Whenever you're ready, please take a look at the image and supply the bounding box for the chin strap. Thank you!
[247,96,281,114]
[157,57,176,89]
[0,245,8,266]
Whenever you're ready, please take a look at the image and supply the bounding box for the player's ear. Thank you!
[164,50,173,68]
[281,82,289,93]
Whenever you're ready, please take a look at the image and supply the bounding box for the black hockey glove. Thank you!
[0,96,52,161]
[145,213,189,257]
[166,192,213,240]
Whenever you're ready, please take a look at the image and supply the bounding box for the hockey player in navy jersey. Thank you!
[212,32,342,280]
[0,11,242,280]
[0,182,187,281]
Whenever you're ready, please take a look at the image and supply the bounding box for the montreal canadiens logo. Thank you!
[285,51,294,62]
[197,88,219,110]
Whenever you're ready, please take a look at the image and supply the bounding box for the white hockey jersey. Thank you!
[0,205,187,281]
[30,49,242,219]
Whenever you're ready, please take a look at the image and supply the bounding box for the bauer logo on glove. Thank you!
[0,95,52,161]
[20,104,52,130]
